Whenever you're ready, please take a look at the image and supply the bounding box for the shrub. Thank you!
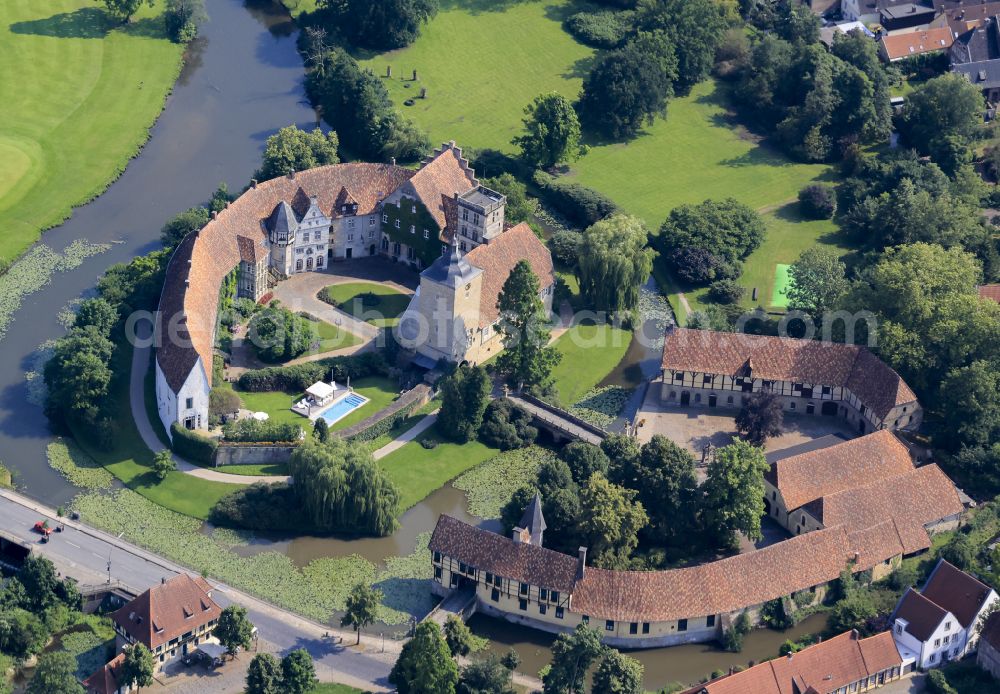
[478,400,538,450]
[564,10,635,48]
[209,387,242,426]
[549,230,582,267]
[237,352,386,393]
[798,184,837,219]
[343,397,418,443]
[707,279,745,304]
[170,423,218,465]
[210,482,306,532]
[246,306,313,363]
[532,171,618,227]
[667,247,725,285]
[420,438,438,450]
[222,419,302,443]
[926,669,958,694]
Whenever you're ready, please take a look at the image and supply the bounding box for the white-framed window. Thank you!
[423,230,429,239]
[410,225,415,234]
[369,216,376,226]
[382,213,388,223]
[348,234,354,241]
[394,219,400,229]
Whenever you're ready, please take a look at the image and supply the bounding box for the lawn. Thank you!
[310,685,366,694]
[236,376,401,431]
[549,323,632,405]
[72,348,242,520]
[305,316,364,353]
[376,423,497,512]
[0,0,184,263]
[357,0,593,152]
[319,282,412,328]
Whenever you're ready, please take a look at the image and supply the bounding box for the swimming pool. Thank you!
[318,393,369,425]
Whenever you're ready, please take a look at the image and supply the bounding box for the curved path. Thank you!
[130,318,438,484]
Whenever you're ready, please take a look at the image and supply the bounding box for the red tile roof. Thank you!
[404,142,478,230]
[979,284,1000,303]
[880,27,954,60]
[465,223,555,327]
[83,653,125,694]
[894,588,948,642]
[111,574,220,651]
[921,559,994,629]
[155,162,413,392]
[682,630,902,694]
[766,430,915,511]
[661,328,919,420]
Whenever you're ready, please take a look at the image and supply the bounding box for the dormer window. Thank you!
[394,220,400,229]
[411,204,416,214]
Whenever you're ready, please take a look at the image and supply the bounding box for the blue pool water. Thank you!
[319,393,369,425]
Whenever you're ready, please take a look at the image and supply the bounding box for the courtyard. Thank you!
[633,384,856,461]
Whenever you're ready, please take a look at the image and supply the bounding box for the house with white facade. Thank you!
[891,559,998,670]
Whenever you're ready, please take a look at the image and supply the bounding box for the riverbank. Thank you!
[0,0,185,264]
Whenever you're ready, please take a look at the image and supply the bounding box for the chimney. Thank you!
[287,171,295,180]
[512,527,529,544]
[577,547,588,579]
[251,179,258,189]
[391,157,396,166]
[225,201,230,209]
[161,577,166,584]
[211,211,218,220]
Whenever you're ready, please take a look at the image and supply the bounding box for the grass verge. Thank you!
[319,282,411,328]
[549,323,632,405]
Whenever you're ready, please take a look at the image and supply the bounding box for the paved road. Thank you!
[0,488,395,692]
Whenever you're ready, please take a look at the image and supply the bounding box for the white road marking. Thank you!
[66,541,80,549]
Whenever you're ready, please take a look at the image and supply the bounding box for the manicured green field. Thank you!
[357,0,592,152]
[377,424,497,511]
[771,264,791,308]
[310,685,366,694]
[236,376,400,430]
[306,316,364,352]
[320,281,412,328]
[0,0,184,263]
[550,323,632,405]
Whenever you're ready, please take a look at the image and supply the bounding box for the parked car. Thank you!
[32,521,52,537]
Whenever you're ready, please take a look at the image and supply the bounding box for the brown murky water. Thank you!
[469,611,831,691]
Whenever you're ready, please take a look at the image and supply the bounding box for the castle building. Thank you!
[154,142,553,435]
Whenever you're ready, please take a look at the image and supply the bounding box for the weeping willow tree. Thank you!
[576,214,653,314]
[288,437,400,536]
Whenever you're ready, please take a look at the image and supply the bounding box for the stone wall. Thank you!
[213,444,298,467]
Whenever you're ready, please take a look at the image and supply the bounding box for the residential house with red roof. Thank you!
[83,653,129,694]
[979,284,1000,303]
[155,141,552,433]
[659,328,921,435]
[891,559,998,670]
[680,629,905,693]
[110,574,222,671]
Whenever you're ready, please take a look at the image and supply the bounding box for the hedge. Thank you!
[237,352,386,393]
[341,384,431,442]
[171,423,218,465]
[222,419,302,443]
[531,171,618,227]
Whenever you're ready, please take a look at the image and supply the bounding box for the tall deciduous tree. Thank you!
[898,73,984,157]
[481,174,538,225]
[592,649,644,694]
[255,125,339,182]
[120,643,154,692]
[443,614,486,657]
[280,649,317,694]
[735,392,784,447]
[214,605,255,657]
[636,0,728,91]
[702,441,769,547]
[786,247,849,317]
[390,621,459,694]
[542,624,605,694]
[631,436,699,547]
[152,449,176,481]
[575,473,648,569]
[98,0,152,24]
[576,214,653,313]
[496,261,560,390]
[512,93,584,168]
[438,365,492,443]
[164,0,207,42]
[26,651,83,694]
[245,653,283,694]
[938,360,1000,450]
[341,583,383,644]
[659,198,766,275]
[458,652,516,694]
[323,0,438,50]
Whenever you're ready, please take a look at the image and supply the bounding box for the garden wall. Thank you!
[340,384,433,442]
[213,444,298,467]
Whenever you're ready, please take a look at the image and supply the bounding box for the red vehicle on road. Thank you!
[32,521,53,540]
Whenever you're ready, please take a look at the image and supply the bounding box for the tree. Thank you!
[636,0,728,91]
[592,649,644,694]
[478,400,538,450]
[438,365,492,443]
[160,206,210,248]
[501,486,540,536]
[659,198,765,280]
[246,653,283,694]
[481,174,538,225]
[120,643,154,692]
[701,440,769,547]
[0,609,49,660]
[215,605,255,657]
[548,230,581,267]
[576,215,653,313]
[512,93,584,168]
[18,555,62,612]
[735,392,784,446]
[26,651,83,694]
[74,297,118,334]
[560,442,609,486]
[898,73,984,157]
[280,649,317,694]
[786,247,849,318]
[828,590,877,635]
[323,0,438,50]
[495,261,560,390]
[542,624,604,694]
[98,0,152,23]
[927,669,959,694]
[798,184,836,219]
[43,326,115,425]
[341,582,383,644]
[939,533,977,571]
[458,653,516,694]
[575,473,648,569]
[152,449,176,481]
[938,360,1000,450]
[313,418,329,442]
[247,305,313,363]
[630,436,699,547]
[164,0,207,42]
[443,614,486,657]
[255,125,339,182]
[578,32,678,139]
[389,621,459,694]
[209,182,232,213]
[707,279,745,304]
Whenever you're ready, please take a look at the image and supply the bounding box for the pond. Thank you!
[0,0,317,503]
